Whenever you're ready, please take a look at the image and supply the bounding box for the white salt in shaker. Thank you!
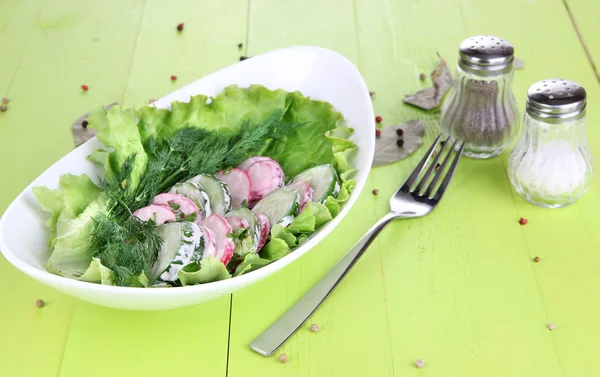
[508,79,593,208]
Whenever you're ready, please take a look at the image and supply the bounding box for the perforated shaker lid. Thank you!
[458,35,514,76]
[526,79,586,123]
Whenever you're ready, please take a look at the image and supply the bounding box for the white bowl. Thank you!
[0,46,375,311]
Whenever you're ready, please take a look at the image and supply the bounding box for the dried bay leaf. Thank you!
[373,120,425,167]
[403,54,453,111]
[71,102,118,147]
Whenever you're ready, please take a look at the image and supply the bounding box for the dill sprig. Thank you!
[90,214,162,286]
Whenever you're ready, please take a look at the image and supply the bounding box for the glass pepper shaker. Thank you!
[508,79,593,208]
[440,35,520,159]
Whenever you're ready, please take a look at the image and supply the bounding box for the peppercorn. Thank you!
[372,189,379,196]
[519,217,528,225]
[396,128,404,136]
[396,139,404,147]
[375,129,381,137]
[419,73,426,81]
[170,75,177,81]
[375,116,382,123]
[548,323,556,331]
[415,359,424,368]
[238,43,243,48]
[310,324,319,332]
[176,22,184,31]
[369,90,375,97]
[81,85,89,92]
[533,256,540,263]
[82,120,88,128]
[35,299,45,308]
[2,97,8,104]
[240,56,248,61]
[0,105,6,112]
[279,354,288,363]
[435,163,441,170]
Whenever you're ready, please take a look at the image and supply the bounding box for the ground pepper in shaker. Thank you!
[508,79,593,208]
[440,35,520,159]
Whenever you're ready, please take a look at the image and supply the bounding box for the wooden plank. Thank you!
[0,0,146,376]
[57,1,247,376]
[122,0,249,107]
[0,0,44,92]
[227,1,394,377]
[564,0,600,84]
[58,299,231,377]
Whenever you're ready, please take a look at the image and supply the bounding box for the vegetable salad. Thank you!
[33,84,357,287]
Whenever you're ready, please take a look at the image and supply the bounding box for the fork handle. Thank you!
[249,212,399,356]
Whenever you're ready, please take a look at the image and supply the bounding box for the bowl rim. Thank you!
[0,45,375,295]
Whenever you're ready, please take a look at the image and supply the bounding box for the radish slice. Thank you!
[197,225,217,261]
[225,216,249,231]
[151,193,202,222]
[246,160,284,201]
[199,214,235,265]
[132,205,176,226]
[255,213,270,251]
[287,180,314,213]
[237,156,272,171]
[216,168,252,208]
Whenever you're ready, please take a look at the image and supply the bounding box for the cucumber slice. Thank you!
[225,207,261,247]
[187,174,232,216]
[251,187,300,226]
[149,222,204,282]
[291,164,339,203]
[169,182,211,217]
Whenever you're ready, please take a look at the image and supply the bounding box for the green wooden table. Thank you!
[1,0,600,376]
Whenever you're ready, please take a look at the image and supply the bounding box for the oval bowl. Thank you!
[0,46,375,310]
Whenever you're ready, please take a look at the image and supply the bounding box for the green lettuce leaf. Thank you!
[88,105,148,192]
[137,106,171,145]
[126,272,150,287]
[260,238,291,261]
[260,224,308,261]
[45,194,109,278]
[137,85,290,142]
[77,257,115,285]
[287,202,332,234]
[233,253,272,277]
[87,149,110,167]
[178,256,231,285]
[33,174,104,246]
[260,91,344,178]
[322,126,357,218]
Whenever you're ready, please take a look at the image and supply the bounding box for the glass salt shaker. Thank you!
[440,35,520,159]
[508,79,593,208]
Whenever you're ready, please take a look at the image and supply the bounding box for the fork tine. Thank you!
[426,140,465,200]
[414,136,451,194]
[434,141,466,200]
[424,138,461,198]
[402,133,442,190]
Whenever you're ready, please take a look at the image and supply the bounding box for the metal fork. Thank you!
[249,133,466,356]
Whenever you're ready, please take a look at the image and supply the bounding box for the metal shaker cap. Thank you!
[458,35,514,76]
[526,79,586,123]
